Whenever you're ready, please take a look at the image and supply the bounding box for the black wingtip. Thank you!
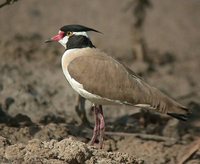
[167,112,191,121]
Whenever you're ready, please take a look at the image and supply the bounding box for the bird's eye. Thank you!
[66,31,73,36]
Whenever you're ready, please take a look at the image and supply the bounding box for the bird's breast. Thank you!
[61,49,84,93]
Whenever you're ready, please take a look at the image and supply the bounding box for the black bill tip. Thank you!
[44,39,52,43]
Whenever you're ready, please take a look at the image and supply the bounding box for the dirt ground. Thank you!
[0,0,200,163]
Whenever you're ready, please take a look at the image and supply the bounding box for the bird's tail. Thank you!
[135,85,191,121]
[152,89,191,121]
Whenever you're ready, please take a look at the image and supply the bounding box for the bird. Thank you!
[45,24,190,148]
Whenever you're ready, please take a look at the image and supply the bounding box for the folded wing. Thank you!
[68,49,190,120]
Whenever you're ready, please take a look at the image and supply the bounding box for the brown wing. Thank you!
[68,52,145,104]
[68,49,190,120]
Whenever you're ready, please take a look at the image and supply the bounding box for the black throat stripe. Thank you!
[66,35,95,50]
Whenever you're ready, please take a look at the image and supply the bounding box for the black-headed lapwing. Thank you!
[45,24,190,148]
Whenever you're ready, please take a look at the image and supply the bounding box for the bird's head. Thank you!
[45,24,101,49]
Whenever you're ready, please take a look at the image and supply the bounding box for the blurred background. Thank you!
[0,0,200,163]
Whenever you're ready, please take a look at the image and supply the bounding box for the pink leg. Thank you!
[89,104,105,149]
[98,105,105,149]
[89,105,100,145]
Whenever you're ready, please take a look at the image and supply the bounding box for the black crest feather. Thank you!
[60,24,101,33]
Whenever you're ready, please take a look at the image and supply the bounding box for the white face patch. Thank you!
[58,36,69,48]
[58,31,89,48]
